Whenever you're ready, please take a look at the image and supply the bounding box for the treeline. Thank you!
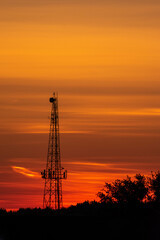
[1,202,160,240]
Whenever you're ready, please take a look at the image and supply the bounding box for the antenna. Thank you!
[41,93,67,209]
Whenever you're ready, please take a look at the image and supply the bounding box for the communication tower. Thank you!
[41,93,67,210]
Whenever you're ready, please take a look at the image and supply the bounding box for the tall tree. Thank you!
[97,174,149,204]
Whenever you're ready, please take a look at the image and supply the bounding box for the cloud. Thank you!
[1,0,160,7]
[12,166,41,178]
[0,0,160,29]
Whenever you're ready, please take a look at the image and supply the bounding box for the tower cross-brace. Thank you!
[41,93,67,209]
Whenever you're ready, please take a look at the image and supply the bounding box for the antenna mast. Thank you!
[41,93,67,210]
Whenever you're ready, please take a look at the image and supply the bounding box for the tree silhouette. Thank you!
[149,171,160,202]
[97,174,149,204]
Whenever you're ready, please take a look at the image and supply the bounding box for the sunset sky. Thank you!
[0,0,160,210]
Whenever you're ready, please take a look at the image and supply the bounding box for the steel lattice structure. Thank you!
[41,93,67,210]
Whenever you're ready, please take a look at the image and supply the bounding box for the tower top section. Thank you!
[49,92,57,103]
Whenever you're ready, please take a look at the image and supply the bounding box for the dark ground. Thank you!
[0,201,160,240]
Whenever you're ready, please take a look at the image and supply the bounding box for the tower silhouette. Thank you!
[41,93,67,209]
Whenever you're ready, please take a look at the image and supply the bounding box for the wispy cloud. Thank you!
[12,166,41,178]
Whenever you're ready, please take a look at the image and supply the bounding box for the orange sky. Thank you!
[0,0,160,209]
